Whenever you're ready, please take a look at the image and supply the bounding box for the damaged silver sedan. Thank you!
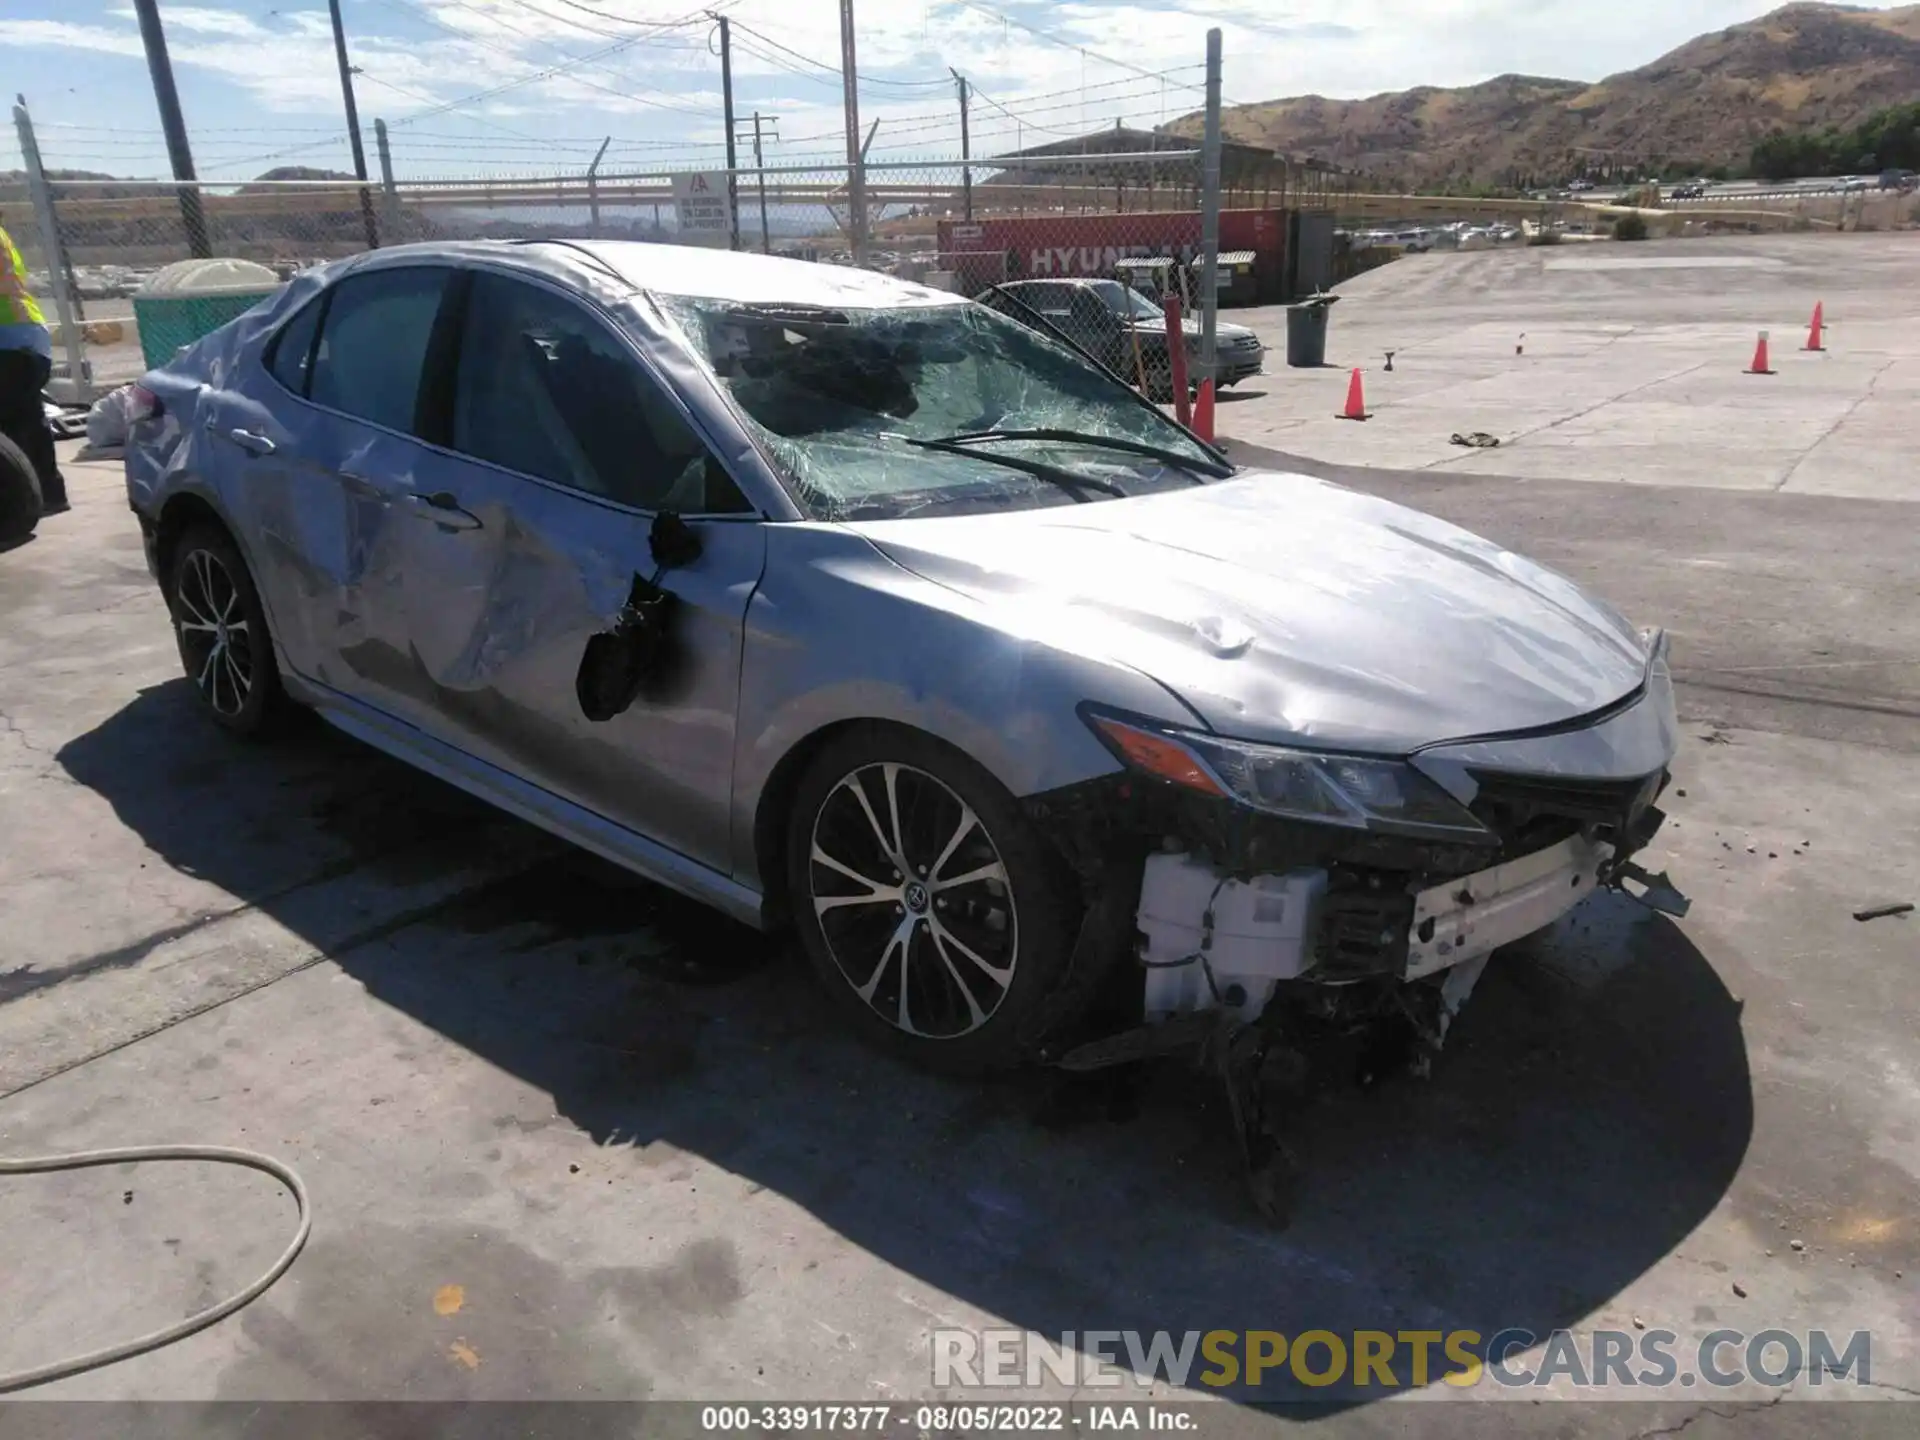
[125,241,1680,1140]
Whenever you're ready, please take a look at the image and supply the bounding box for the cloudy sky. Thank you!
[0,1,1906,180]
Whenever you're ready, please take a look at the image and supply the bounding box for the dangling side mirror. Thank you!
[574,511,703,722]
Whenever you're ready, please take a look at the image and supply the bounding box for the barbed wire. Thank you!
[19,15,1205,184]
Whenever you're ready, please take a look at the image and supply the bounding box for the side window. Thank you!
[1068,288,1111,330]
[308,267,451,434]
[1027,284,1069,316]
[265,295,324,397]
[452,273,750,513]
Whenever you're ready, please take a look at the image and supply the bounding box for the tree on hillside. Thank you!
[1751,102,1920,179]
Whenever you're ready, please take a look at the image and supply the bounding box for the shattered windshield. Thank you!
[655,294,1222,520]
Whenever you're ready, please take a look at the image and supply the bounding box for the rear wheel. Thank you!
[0,432,42,543]
[167,524,285,736]
[786,727,1081,1075]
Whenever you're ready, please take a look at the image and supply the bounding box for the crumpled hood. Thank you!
[847,470,1650,753]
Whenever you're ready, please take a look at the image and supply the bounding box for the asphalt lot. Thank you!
[1222,232,1918,500]
[1,232,1917,1434]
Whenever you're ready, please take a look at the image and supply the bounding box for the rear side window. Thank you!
[308,267,451,434]
[266,296,324,397]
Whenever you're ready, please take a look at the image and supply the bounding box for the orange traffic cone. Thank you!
[1804,302,1825,352]
[1746,330,1775,375]
[1192,378,1216,442]
[1337,367,1370,420]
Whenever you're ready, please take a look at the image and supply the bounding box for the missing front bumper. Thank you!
[1134,831,1618,1021]
[1405,833,1614,980]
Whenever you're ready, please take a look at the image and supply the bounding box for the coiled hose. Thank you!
[0,1145,311,1393]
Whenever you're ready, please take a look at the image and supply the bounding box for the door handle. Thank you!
[407,490,483,531]
[216,426,276,456]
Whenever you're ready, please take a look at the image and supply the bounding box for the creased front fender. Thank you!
[730,524,1201,890]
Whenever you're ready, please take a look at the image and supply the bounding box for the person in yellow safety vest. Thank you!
[0,223,68,516]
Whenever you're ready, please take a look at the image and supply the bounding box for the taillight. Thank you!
[129,384,162,422]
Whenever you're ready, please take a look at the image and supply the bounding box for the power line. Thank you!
[968,87,1083,140]
[368,0,719,118]
[356,73,599,147]
[764,69,1199,148]
[726,20,950,90]
[949,1,1239,103]
[37,123,354,136]
[534,0,719,26]
[201,19,705,175]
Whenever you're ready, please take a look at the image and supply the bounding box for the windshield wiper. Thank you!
[900,436,1126,500]
[927,428,1233,480]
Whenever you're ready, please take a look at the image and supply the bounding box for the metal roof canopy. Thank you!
[1113,251,1257,267]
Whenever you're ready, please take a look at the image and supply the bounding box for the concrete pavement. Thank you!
[1217,232,1919,501]
[2,231,1918,1432]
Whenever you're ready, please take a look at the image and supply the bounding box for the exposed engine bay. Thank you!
[1025,755,1688,1224]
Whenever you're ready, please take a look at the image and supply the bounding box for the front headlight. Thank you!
[1084,709,1493,841]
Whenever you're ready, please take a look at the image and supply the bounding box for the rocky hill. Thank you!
[1170,2,1920,187]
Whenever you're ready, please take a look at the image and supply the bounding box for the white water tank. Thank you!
[1137,852,1327,1023]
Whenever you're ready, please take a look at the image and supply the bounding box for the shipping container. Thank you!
[934,208,1327,305]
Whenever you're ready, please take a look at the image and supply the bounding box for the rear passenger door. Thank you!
[393,268,766,872]
[232,263,456,708]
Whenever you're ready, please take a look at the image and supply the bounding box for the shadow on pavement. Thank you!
[57,680,1754,1408]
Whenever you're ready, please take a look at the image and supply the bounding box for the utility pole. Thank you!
[1197,27,1223,395]
[950,68,972,222]
[327,0,381,249]
[715,15,740,250]
[128,0,210,258]
[587,136,611,237]
[838,0,867,264]
[738,112,778,253]
[373,118,400,237]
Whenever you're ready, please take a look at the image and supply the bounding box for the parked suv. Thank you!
[992,277,1264,400]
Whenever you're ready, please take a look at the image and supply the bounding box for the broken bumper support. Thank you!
[1406,833,1614,979]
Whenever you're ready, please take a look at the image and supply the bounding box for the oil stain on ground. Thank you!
[216,1220,742,1400]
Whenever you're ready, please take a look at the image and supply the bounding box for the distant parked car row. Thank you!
[1352,223,1521,252]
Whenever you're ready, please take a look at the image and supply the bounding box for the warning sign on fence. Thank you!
[671,172,733,247]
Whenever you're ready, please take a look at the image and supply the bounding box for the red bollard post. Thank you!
[1163,293,1192,430]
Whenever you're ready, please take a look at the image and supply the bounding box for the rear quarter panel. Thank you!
[124,267,347,678]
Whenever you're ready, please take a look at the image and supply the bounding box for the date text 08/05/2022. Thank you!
[700,1406,1193,1432]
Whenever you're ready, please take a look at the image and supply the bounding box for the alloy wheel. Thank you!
[175,548,254,718]
[807,761,1019,1039]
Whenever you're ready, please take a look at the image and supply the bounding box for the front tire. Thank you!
[167,523,285,736]
[786,727,1081,1075]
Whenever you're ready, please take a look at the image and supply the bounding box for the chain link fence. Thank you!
[15,95,1342,407]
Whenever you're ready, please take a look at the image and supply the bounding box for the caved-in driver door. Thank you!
[396,269,764,874]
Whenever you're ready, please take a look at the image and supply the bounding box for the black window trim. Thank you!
[269,260,459,435]
[441,260,764,522]
[261,288,332,401]
[252,258,760,521]
[414,268,472,448]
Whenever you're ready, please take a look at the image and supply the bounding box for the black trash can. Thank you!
[1285,293,1338,368]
